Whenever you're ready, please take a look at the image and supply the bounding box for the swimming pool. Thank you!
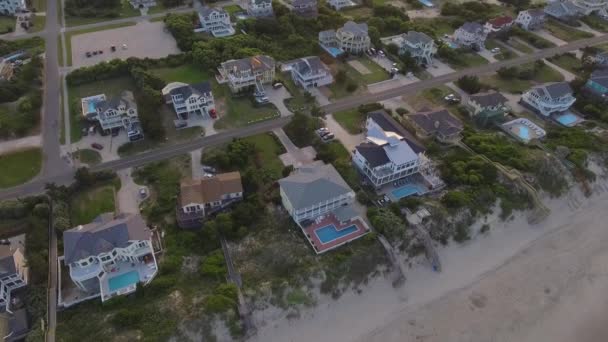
[518,126,530,140]
[555,113,579,127]
[321,45,344,58]
[315,224,358,244]
[418,0,434,7]
[108,271,139,292]
[391,184,426,199]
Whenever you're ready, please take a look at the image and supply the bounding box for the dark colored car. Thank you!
[209,108,217,119]
[91,143,103,150]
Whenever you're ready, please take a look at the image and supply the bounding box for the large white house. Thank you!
[162,81,215,120]
[196,7,235,37]
[248,0,273,17]
[81,91,139,134]
[286,56,333,89]
[62,213,158,303]
[453,22,487,50]
[292,0,317,17]
[387,31,436,66]
[572,0,607,15]
[0,0,26,15]
[327,0,355,10]
[0,235,28,313]
[218,55,276,93]
[521,82,576,117]
[353,110,426,188]
[318,21,371,55]
[515,9,546,31]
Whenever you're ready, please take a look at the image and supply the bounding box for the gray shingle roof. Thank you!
[95,91,135,114]
[469,91,508,108]
[356,142,390,167]
[292,0,316,7]
[460,22,485,34]
[221,55,275,74]
[532,82,573,99]
[199,6,227,18]
[63,213,151,264]
[408,108,463,137]
[293,56,327,76]
[544,0,581,17]
[170,81,212,98]
[589,69,608,88]
[368,110,426,153]
[279,163,353,211]
[403,31,433,45]
[342,21,368,36]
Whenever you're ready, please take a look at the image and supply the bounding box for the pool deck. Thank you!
[302,214,370,254]
[100,259,157,301]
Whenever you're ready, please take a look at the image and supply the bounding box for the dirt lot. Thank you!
[71,21,180,68]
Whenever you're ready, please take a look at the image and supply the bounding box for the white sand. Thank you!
[250,177,608,342]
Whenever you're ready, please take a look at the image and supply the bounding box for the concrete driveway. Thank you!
[543,58,577,82]
[477,49,498,63]
[310,87,330,106]
[323,114,363,152]
[536,29,568,46]
[70,132,130,164]
[0,135,41,154]
[273,128,316,167]
[266,86,293,117]
[117,168,146,214]
[427,59,455,77]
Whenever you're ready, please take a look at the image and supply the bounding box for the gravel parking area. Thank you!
[71,21,180,68]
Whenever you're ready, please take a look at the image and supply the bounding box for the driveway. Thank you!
[266,86,293,117]
[577,22,602,36]
[323,114,363,152]
[536,29,568,46]
[427,59,455,77]
[0,135,41,154]
[190,148,203,179]
[310,87,331,106]
[116,168,146,214]
[543,58,577,82]
[380,96,416,113]
[446,82,470,104]
[69,132,129,164]
[273,128,315,167]
[477,49,498,63]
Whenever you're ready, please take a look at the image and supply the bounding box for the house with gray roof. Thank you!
[521,82,576,117]
[584,69,608,98]
[453,22,487,50]
[279,162,356,224]
[389,31,436,66]
[467,91,510,125]
[286,56,333,89]
[319,21,371,55]
[162,81,215,120]
[0,235,27,313]
[544,0,583,22]
[406,108,463,142]
[571,0,607,15]
[353,110,426,188]
[196,7,235,37]
[515,9,546,30]
[248,0,273,17]
[81,91,140,138]
[61,213,158,303]
[292,0,318,17]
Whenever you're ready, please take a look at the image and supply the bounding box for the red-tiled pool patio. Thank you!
[301,213,370,254]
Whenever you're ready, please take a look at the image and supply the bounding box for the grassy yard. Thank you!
[333,109,364,134]
[406,85,456,110]
[544,19,594,42]
[65,0,140,26]
[242,133,285,179]
[70,185,116,225]
[482,62,564,93]
[485,40,516,60]
[328,57,390,99]
[29,14,46,33]
[505,38,534,54]
[531,62,565,83]
[224,4,244,20]
[443,50,489,70]
[150,64,212,84]
[547,53,585,76]
[0,148,42,188]
[68,77,135,142]
[0,16,15,34]
[581,15,608,32]
[65,22,136,66]
[214,96,279,129]
[31,0,47,11]
[512,29,556,49]
[412,17,457,36]
[74,149,102,166]
[341,6,374,19]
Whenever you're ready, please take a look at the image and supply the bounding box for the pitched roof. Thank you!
[292,0,316,7]
[319,29,336,39]
[199,6,227,17]
[341,21,368,36]
[63,213,151,264]
[278,163,353,210]
[367,110,425,153]
[469,91,508,107]
[95,90,135,113]
[355,142,390,167]
[459,22,485,34]
[488,16,513,29]
[292,56,328,76]
[589,69,608,88]
[403,31,433,45]
[170,81,212,98]
[408,109,463,137]
[221,55,275,73]
[179,172,243,206]
[545,0,581,17]
[527,8,545,18]
[531,82,573,99]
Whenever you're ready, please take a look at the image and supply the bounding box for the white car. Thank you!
[490,47,501,54]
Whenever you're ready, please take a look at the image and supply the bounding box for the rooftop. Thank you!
[179,172,243,206]
[469,91,509,107]
[408,108,464,137]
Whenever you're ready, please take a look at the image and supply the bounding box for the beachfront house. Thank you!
[544,0,583,22]
[484,16,514,35]
[515,9,546,31]
[318,21,371,55]
[588,51,608,68]
[196,7,235,37]
[128,0,156,9]
[177,172,244,229]
[389,31,436,66]
[467,91,510,125]
[453,22,487,50]
[80,91,141,138]
[292,0,318,17]
[0,0,25,15]
[62,213,158,303]
[584,69,608,99]
[217,55,276,93]
[0,236,28,313]
[571,0,607,15]
[353,110,426,188]
[247,0,273,17]
[286,56,333,89]
[327,0,354,11]
[0,308,29,341]
[162,81,216,120]
[521,82,576,117]
[406,108,464,142]
[278,162,368,254]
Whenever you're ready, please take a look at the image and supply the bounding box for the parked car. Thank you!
[91,143,103,150]
[272,82,283,89]
[111,129,120,137]
[490,47,500,54]
[111,45,116,52]
[85,52,91,58]
[139,188,147,198]
[98,50,103,54]
[322,133,335,141]
[316,127,329,134]
[444,93,460,103]
[88,126,96,135]
[209,108,217,119]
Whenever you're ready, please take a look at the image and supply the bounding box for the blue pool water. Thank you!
[87,101,97,113]
[321,45,344,58]
[418,0,434,7]
[392,184,426,199]
[108,271,139,292]
[315,224,358,243]
[518,126,530,140]
[555,113,578,126]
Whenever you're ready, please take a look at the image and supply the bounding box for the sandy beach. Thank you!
[250,175,608,342]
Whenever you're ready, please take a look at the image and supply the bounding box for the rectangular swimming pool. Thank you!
[315,224,358,244]
[418,0,434,7]
[555,113,578,127]
[391,184,426,199]
[108,270,139,292]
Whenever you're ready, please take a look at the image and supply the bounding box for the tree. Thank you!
[200,250,227,280]
[442,190,471,209]
[368,208,407,243]
[456,75,483,94]
[496,66,517,79]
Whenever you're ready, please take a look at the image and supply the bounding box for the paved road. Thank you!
[46,198,58,342]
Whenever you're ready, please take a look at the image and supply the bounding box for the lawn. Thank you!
[150,64,212,84]
[547,53,585,76]
[65,0,140,27]
[406,85,456,110]
[328,57,390,99]
[31,0,47,11]
[581,15,608,32]
[74,149,102,166]
[224,4,244,20]
[68,77,135,142]
[70,185,116,225]
[65,22,136,66]
[530,63,565,83]
[242,133,285,178]
[544,19,594,42]
[0,16,15,34]
[214,95,280,129]
[412,17,457,36]
[342,7,374,19]
[483,62,564,93]
[485,39,516,60]
[505,38,534,54]
[443,50,489,70]
[512,29,556,49]
[0,148,42,188]
[333,109,364,134]
[29,14,46,33]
